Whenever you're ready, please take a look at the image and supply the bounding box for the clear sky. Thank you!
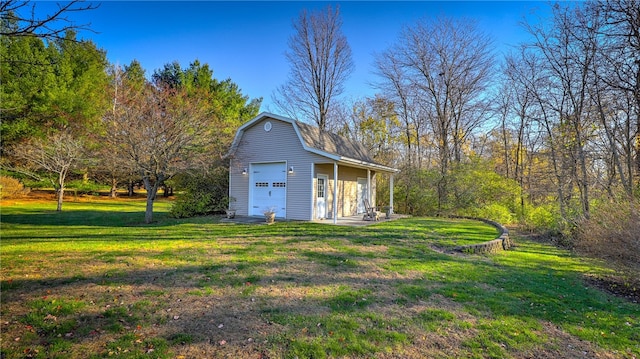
[42,1,549,111]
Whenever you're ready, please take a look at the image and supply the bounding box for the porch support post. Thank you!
[310,163,315,220]
[389,174,394,215]
[367,169,371,203]
[333,162,338,224]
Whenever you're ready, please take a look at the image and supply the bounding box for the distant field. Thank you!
[1,200,638,358]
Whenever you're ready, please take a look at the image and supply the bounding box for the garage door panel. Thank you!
[250,163,287,217]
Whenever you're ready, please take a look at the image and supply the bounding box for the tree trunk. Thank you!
[437,124,450,214]
[56,170,66,212]
[128,180,134,197]
[143,177,156,224]
[110,177,118,198]
[501,117,510,179]
[635,60,640,193]
[56,187,64,211]
[145,193,154,224]
[636,98,640,193]
[143,176,162,224]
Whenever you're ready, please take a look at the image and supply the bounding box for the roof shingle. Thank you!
[295,121,376,164]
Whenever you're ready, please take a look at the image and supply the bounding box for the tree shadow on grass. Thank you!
[0,211,174,227]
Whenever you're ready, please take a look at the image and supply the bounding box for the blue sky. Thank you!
[43,1,549,111]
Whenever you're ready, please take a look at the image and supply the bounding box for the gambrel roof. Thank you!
[229,112,398,173]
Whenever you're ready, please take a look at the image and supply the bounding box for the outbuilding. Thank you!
[227,112,398,223]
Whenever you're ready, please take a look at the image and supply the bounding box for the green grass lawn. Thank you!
[1,200,638,358]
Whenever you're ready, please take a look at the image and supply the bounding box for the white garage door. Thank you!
[250,162,287,217]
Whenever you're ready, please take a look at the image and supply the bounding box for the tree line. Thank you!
[1,5,261,222]
[272,2,638,241]
[269,1,637,260]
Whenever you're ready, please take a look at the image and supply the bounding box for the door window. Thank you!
[317,178,325,198]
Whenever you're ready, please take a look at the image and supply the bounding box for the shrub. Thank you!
[170,191,218,218]
[449,159,521,216]
[0,176,28,199]
[169,168,229,218]
[21,177,49,189]
[522,204,559,233]
[66,179,104,195]
[394,167,440,216]
[575,200,640,267]
[468,203,514,225]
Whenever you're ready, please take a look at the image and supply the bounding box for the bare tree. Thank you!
[0,0,97,40]
[594,0,640,194]
[579,2,635,198]
[91,139,137,198]
[502,50,544,213]
[373,50,426,168]
[523,3,621,219]
[375,16,494,212]
[272,5,354,130]
[337,96,401,166]
[102,65,211,223]
[507,43,575,220]
[12,130,84,211]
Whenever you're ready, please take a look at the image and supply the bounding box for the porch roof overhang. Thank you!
[319,154,399,174]
[229,112,399,174]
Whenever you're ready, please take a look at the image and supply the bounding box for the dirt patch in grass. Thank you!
[366,297,617,359]
[513,322,619,359]
[578,248,640,304]
[583,274,640,304]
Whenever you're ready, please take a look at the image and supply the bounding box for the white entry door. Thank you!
[356,178,368,214]
[316,175,328,219]
[250,162,287,217]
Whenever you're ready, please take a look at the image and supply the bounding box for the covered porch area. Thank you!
[312,160,398,224]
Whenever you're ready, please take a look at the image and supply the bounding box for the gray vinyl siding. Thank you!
[229,118,327,220]
[228,160,249,216]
